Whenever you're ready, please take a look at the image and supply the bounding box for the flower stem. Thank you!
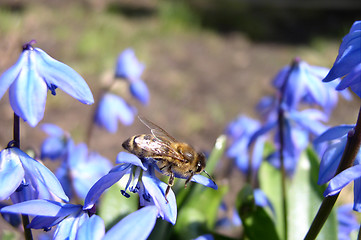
[304,105,361,240]
[13,113,33,240]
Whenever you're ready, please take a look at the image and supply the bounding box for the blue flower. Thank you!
[0,199,89,238]
[0,42,94,127]
[323,21,361,98]
[225,115,265,174]
[337,204,359,240]
[1,200,159,240]
[95,93,137,133]
[0,146,68,203]
[253,107,328,175]
[40,123,72,160]
[84,152,217,225]
[56,142,112,200]
[314,125,361,211]
[114,48,150,105]
[273,58,351,114]
[77,206,159,240]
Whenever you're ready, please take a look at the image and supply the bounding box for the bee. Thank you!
[122,116,214,202]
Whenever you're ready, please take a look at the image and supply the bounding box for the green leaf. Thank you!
[98,181,138,230]
[259,161,285,239]
[287,148,338,240]
[174,185,228,240]
[237,185,280,240]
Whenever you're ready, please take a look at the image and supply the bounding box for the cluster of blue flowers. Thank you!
[225,20,361,239]
[0,42,216,240]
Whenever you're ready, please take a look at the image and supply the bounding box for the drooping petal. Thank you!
[129,80,150,105]
[191,174,218,190]
[8,52,48,127]
[41,136,67,160]
[116,152,147,170]
[0,199,80,217]
[40,123,65,137]
[142,171,177,225]
[0,49,28,100]
[76,215,105,240]
[53,211,89,240]
[353,177,361,212]
[318,139,346,185]
[324,165,361,197]
[115,48,145,81]
[83,168,130,210]
[29,215,64,229]
[313,125,354,145]
[34,48,94,105]
[0,148,25,200]
[16,148,69,202]
[336,63,361,90]
[95,93,136,133]
[103,205,158,240]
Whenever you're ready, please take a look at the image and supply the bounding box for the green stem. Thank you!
[13,113,33,240]
[304,106,361,240]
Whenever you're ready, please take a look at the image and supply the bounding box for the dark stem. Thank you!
[278,108,288,240]
[276,58,300,240]
[304,105,361,240]
[13,113,33,240]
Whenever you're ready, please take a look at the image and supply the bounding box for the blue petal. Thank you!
[53,211,89,240]
[95,93,136,133]
[353,177,361,212]
[16,148,69,202]
[76,215,105,240]
[40,123,65,137]
[72,151,112,200]
[193,234,215,240]
[0,199,80,217]
[0,148,25,200]
[116,152,147,170]
[83,169,130,210]
[103,205,158,240]
[336,63,361,90]
[251,136,265,173]
[115,48,145,80]
[129,80,150,105]
[324,165,361,197]
[34,48,94,105]
[313,125,354,144]
[8,51,48,127]
[142,172,177,225]
[191,174,218,190]
[0,49,27,100]
[318,139,346,185]
[41,136,67,160]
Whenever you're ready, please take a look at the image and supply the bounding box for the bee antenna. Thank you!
[203,170,216,185]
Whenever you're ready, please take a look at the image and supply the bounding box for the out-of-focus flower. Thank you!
[0,41,94,127]
[273,58,351,114]
[0,146,68,203]
[40,123,72,160]
[115,48,145,81]
[225,115,265,174]
[253,108,328,175]
[115,48,150,105]
[129,80,150,105]
[314,125,361,211]
[323,21,361,98]
[94,93,137,133]
[192,234,214,240]
[337,204,359,240]
[56,142,112,200]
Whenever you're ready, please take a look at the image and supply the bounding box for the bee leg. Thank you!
[165,171,175,204]
[184,173,194,188]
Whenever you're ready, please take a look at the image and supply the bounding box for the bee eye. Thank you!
[196,162,203,173]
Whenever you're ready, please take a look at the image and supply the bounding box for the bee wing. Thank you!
[138,116,178,143]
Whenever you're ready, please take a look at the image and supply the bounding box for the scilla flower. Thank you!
[0,41,94,127]
[323,21,361,98]
[115,48,150,105]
